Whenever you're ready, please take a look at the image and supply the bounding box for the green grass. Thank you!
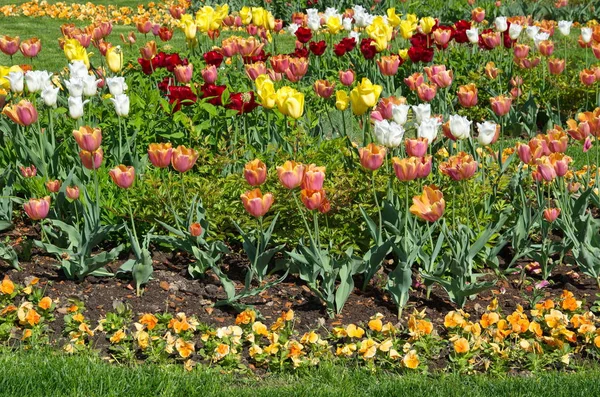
[2,0,146,7]
[1,350,600,396]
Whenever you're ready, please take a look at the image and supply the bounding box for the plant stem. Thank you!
[371,171,382,244]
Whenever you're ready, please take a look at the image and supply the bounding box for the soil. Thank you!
[1,220,599,347]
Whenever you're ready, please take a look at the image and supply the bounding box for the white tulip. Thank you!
[476,121,498,146]
[110,94,130,117]
[581,27,593,44]
[81,74,102,97]
[68,61,89,79]
[534,32,550,49]
[286,23,299,35]
[448,115,471,140]
[525,26,540,40]
[494,17,508,32]
[64,78,84,98]
[392,104,410,126]
[353,6,372,28]
[417,117,441,143]
[343,17,353,31]
[105,77,128,96]
[25,70,52,93]
[508,23,523,40]
[41,85,59,107]
[466,28,479,44]
[349,31,361,42]
[68,96,89,119]
[412,104,431,124]
[6,71,24,93]
[558,21,572,36]
[373,119,405,147]
[306,9,320,31]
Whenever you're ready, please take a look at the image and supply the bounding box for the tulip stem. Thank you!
[293,192,318,259]
[126,189,139,246]
[404,183,409,243]
[93,168,101,217]
[371,171,382,244]
[463,181,480,231]
[252,217,263,283]
[37,120,47,181]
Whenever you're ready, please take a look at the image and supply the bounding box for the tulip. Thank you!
[241,189,274,217]
[189,222,203,237]
[41,85,59,107]
[484,62,499,79]
[417,117,441,142]
[580,69,596,86]
[277,161,304,189]
[566,118,590,141]
[64,39,89,68]
[548,152,571,177]
[140,41,157,60]
[548,58,565,75]
[275,86,305,119]
[377,55,401,76]
[543,208,561,222]
[439,152,478,181]
[430,70,453,89]
[79,147,103,170]
[339,69,355,86]
[20,38,41,58]
[359,143,386,171]
[136,18,153,34]
[433,28,452,46]
[106,76,128,96]
[405,138,429,157]
[19,165,37,178]
[508,23,523,40]
[109,165,135,189]
[558,21,572,36]
[245,62,267,81]
[547,127,568,153]
[73,126,102,152]
[404,72,424,91]
[68,96,89,120]
[284,57,309,82]
[416,156,433,178]
[313,80,334,99]
[200,65,217,85]
[457,84,478,108]
[300,189,326,211]
[494,17,508,32]
[513,44,530,59]
[466,28,479,44]
[302,164,326,191]
[23,197,51,220]
[392,157,419,181]
[171,145,199,173]
[0,35,20,56]
[373,119,405,147]
[581,27,593,44]
[66,185,80,200]
[105,45,123,73]
[490,95,512,116]
[244,159,267,186]
[5,71,23,93]
[145,143,172,168]
[392,104,410,125]
[412,104,431,124]
[65,78,84,97]
[416,83,437,102]
[82,74,102,97]
[410,185,445,222]
[25,70,52,93]
[536,157,557,181]
[335,90,349,111]
[476,121,499,146]
[110,94,130,117]
[45,179,61,193]
[471,8,485,23]
[448,115,471,140]
[2,99,38,126]
[481,31,501,49]
[350,78,383,116]
[538,40,554,57]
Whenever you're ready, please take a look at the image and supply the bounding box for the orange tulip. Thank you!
[277,161,304,189]
[241,189,274,217]
[405,138,429,157]
[0,35,20,56]
[484,62,499,79]
[19,38,41,58]
[548,152,571,177]
[300,189,326,211]
[543,208,561,222]
[392,157,419,181]
[489,95,512,116]
[244,159,267,186]
[548,58,565,75]
[404,72,424,91]
[109,165,135,189]
[73,126,102,152]
[139,40,157,60]
[410,185,445,222]
[189,222,203,237]
[66,185,80,200]
[359,143,386,171]
[2,100,38,126]
[45,179,61,193]
[23,196,50,220]
[376,55,401,76]
[457,84,478,108]
[171,145,199,173]
[313,79,335,99]
[79,148,103,170]
[148,143,173,168]
[439,152,478,181]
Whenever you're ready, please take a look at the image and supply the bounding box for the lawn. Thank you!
[2,350,600,397]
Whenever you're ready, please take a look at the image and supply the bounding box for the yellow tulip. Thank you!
[255,75,276,109]
[105,45,123,73]
[406,14,418,26]
[399,20,416,39]
[63,38,90,68]
[386,8,401,27]
[240,6,252,25]
[180,14,197,40]
[326,16,343,35]
[251,7,275,30]
[350,78,383,116]
[398,49,409,60]
[419,17,436,34]
[335,90,349,111]
[275,86,304,119]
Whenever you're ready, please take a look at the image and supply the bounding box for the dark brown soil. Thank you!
[1,222,598,342]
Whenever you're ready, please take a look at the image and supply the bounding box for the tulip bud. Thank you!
[148,143,173,168]
[244,159,267,186]
[241,189,274,217]
[109,165,135,189]
[45,179,61,193]
[171,145,199,173]
[174,64,193,84]
[66,185,80,200]
[189,222,203,237]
